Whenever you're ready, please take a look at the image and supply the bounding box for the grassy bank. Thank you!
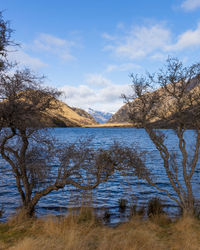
[1,209,200,250]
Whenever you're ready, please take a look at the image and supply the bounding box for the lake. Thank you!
[0,128,199,223]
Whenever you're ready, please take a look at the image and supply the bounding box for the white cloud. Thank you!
[116,22,125,30]
[8,33,77,71]
[181,0,200,11]
[105,63,141,72]
[103,22,200,60]
[60,75,130,113]
[86,73,112,87]
[104,24,171,60]
[8,48,47,70]
[33,33,76,61]
[150,53,167,61]
[102,33,116,41]
[166,23,200,51]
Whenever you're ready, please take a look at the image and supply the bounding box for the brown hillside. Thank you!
[43,100,98,127]
[108,81,200,128]
[0,92,97,127]
[108,103,131,124]
[71,107,98,124]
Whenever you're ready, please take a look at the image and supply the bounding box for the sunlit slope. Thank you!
[42,100,98,127]
[71,107,98,124]
[108,103,131,124]
[108,82,200,128]
[0,88,98,127]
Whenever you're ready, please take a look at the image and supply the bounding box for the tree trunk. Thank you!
[181,200,195,217]
[18,203,35,218]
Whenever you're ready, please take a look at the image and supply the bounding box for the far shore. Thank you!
[85,122,134,128]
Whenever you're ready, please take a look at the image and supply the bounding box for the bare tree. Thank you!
[0,12,127,218]
[0,70,131,217]
[123,57,200,216]
[0,11,15,71]
[0,69,60,215]
[0,119,146,217]
[0,74,148,218]
[0,11,152,218]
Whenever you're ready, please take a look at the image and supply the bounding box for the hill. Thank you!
[108,104,131,124]
[108,80,200,128]
[42,100,98,127]
[0,90,97,127]
[71,107,98,124]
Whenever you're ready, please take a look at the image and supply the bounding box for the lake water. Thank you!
[0,128,199,223]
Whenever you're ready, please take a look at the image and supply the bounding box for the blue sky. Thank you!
[1,0,200,112]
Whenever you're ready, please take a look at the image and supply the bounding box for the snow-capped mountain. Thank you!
[87,108,113,124]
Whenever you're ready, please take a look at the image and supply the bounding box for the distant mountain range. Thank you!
[87,108,113,124]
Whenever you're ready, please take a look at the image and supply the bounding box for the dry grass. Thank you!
[1,212,200,250]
